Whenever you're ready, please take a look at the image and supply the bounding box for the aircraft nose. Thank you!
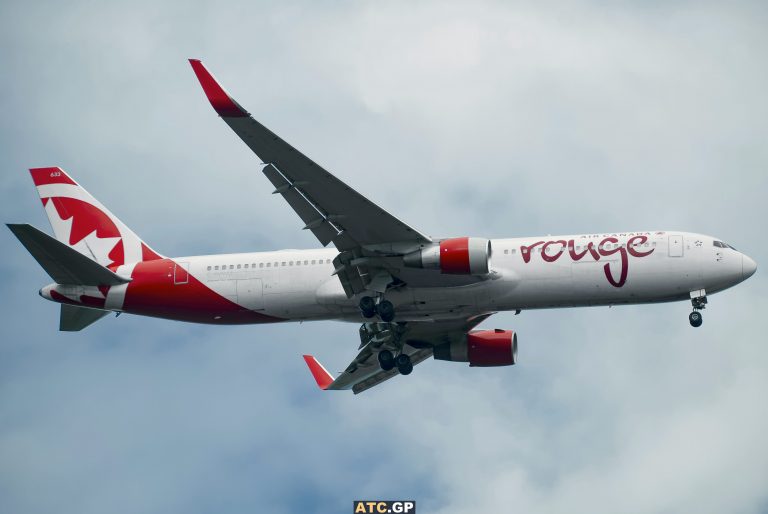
[742,254,757,280]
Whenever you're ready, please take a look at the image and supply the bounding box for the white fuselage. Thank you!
[130,230,751,324]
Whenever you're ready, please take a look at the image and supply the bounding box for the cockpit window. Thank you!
[713,241,737,250]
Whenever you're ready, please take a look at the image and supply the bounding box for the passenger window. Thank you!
[326,259,331,264]
[229,265,234,270]
[304,260,308,265]
[207,266,211,271]
[282,262,286,266]
[266,263,271,268]
[214,266,219,270]
[244,264,249,269]
[259,263,264,268]
[504,249,509,255]
[237,264,241,269]
[311,260,316,264]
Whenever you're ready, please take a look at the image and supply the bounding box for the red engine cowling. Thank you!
[433,329,517,367]
[403,237,491,275]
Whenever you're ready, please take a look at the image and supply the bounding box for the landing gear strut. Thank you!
[689,292,707,328]
[361,322,412,375]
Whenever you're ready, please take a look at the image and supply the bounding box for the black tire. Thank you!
[359,296,376,318]
[395,353,411,366]
[377,300,395,322]
[378,349,395,371]
[689,311,703,327]
[397,355,413,376]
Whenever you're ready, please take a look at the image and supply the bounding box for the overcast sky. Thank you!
[1,1,767,513]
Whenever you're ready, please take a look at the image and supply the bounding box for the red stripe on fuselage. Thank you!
[122,258,283,325]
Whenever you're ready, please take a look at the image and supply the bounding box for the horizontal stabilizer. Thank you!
[7,224,130,286]
[60,304,110,331]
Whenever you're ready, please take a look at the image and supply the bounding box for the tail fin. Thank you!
[29,167,163,270]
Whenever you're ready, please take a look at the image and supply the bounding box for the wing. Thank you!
[303,313,494,394]
[189,59,436,297]
[189,59,431,254]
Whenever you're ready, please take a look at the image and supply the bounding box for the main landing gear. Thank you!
[689,291,707,328]
[377,349,413,375]
[361,323,413,376]
[359,295,395,322]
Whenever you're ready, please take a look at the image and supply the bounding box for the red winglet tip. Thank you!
[302,355,334,390]
[29,167,77,186]
[188,59,248,118]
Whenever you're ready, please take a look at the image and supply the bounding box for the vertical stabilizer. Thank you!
[29,167,163,270]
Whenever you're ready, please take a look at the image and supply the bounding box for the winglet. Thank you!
[188,59,249,117]
[302,355,334,390]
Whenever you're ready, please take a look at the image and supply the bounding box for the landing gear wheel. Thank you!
[377,349,395,371]
[396,353,413,375]
[689,311,703,328]
[376,300,395,322]
[359,296,376,318]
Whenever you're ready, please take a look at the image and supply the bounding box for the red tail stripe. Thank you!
[30,167,77,186]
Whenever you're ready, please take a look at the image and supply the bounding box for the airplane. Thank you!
[7,59,757,394]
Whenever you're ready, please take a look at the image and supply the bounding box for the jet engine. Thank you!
[403,237,491,275]
[433,329,517,367]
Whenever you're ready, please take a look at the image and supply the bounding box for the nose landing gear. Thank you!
[689,311,703,327]
[689,291,707,327]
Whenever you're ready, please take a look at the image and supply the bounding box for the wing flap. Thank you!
[262,164,339,246]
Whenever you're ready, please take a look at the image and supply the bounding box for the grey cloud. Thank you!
[1,1,767,513]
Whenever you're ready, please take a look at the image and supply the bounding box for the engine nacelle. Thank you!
[433,329,517,367]
[403,237,491,275]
